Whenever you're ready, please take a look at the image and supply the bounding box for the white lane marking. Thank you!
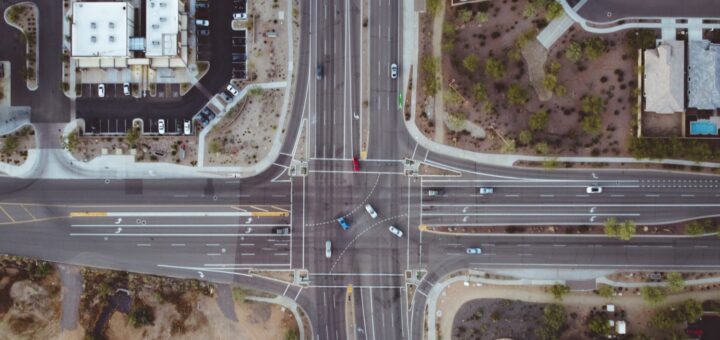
[369,288,376,340]
[71,224,290,228]
[645,194,660,197]
[136,243,151,247]
[422,213,640,217]
[171,243,185,247]
[157,264,252,277]
[103,212,278,217]
[71,233,291,237]
[240,253,255,256]
[207,253,221,256]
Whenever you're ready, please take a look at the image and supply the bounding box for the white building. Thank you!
[643,40,685,114]
[71,0,187,69]
[688,40,720,110]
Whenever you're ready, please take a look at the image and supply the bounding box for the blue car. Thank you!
[337,217,349,230]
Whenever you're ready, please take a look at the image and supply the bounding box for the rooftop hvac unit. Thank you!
[160,17,167,22]
[109,22,115,29]
[90,22,97,29]
[152,24,160,29]
[109,35,115,43]
[90,36,97,43]
[160,2,167,7]
[152,40,160,46]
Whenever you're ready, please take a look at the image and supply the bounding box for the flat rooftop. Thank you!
[146,0,180,57]
[71,2,130,57]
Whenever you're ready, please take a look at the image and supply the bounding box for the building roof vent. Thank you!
[90,22,97,29]
[152,24,160,29]
[152,40,160,46]
[109,35,115,43]
[109,22,115,29]
[160,2,167,7]
[159,17,167,22]
[90,36,97,43]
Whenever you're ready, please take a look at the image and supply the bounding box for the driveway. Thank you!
[576,0,720,24]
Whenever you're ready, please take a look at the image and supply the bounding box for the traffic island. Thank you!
[4,2,39,91]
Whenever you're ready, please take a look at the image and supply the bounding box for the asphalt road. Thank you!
[2,0,720,339]
[575,0,720,24]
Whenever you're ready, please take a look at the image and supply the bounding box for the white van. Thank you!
[325,240,332,258]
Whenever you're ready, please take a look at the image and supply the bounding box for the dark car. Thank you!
[205,109,216,120]
[232,54,247,62]
[198,29,210,37]
[196,1,209,9]
[316,64,322,79]
[194,115,209,126]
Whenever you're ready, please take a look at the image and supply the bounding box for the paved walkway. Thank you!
[429,2,446,143]
[536,13,575,49]
[58,264,82,331]
[214,284,239,322]
[598,275,720,288]
[0,106,30,135]
[247,295,307,340]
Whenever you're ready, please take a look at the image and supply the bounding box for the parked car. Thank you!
[195,19,209,26]
[196,1,209,9]
[365,204,378,219]
[479,187,494,194]
[389,226,403,237]
[325,240,332,258]
[205,110,216,121]
[272,227,290,234]
[221,91,233,102]
[198,29,210,37]
[586,186,603,194]
[123,82,130,96]
[390,63,398,79]
[337,217,349,230]
[226,84,239,96]
[158,119,165,134]
[183,120,191,135]
[232,54,246,62]
[97,84,105,97]
[194,115,209,126]
[352,156,360,171]
[233,13,247,20]
[466,247,482,255]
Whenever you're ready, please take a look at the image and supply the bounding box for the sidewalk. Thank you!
[246,295,307,340]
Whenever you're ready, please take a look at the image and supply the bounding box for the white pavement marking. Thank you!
[294,287,303,301]
[71,233,291,237]
[72,224,290,228]
[157,264,252,277]
[369,288,376,340]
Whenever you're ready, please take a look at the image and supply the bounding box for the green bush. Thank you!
[507,84,529,106]
[666,272,684,293]
[462,54,481,73]
[581,113,602,134]
[529,109,549,131]
[471,83,487,102]
[565,41,582,61]
[485,57,506,80]
[535,304,565,340]
[519,130,533,145]
[584,37,606,60]
[420,56,440,96]
[640,286,667,306]
[549,284,570,301]
[587,312,612,337]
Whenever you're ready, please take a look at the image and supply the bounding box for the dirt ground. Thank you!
[1,126,35,166]
[416,0,638,157]
[0,257,61,340]
[238,0,299,84]
[72,133,198,166]
[205,89,283,166]
[439,281,720,340]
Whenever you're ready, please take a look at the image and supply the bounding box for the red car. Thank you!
[352,157,360,171]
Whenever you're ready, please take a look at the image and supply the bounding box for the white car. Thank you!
[364,204,378,219]
[183,120,191,135]
[226,84,239,97]
[158,119,165,134]
[195,19,209,27]
[390,63,398,79]
[123,82,130,96]
[479,187,494,194]
[389,226,403,237]
[233,13,247,20]
[98,84,105,97]
[466,247,482,255]
[586,186,603,194]
[325,240,332,258]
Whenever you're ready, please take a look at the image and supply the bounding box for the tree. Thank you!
[581,113,602,134]
[584,37,606,60]
[536,304,565,340]
[2,134,18,156]
[420,56,440,96]
[554,85,567,97]
[471,83,487,102]
[126,125,141,146]
[543,74,559,92]
[485,57,506,80]
[640,286,667,306]
[62,131,81,152]
[596,285,614,298]
[581,95,604,114]
[565,41,582,62]
[475,11,489,24]
[666,272,685,293]
[685,219,715,235]
[463,54,481,73]
[507,84,529,106]
[550,284,570,301]
[535,142,549,155]
[604,218,619,237]
[545,2,564,21]
[444,90,464,109]
[618,220,636,240]
[587,312,612,337]
[529,109,550,131]
[446,111,467,132]
[519,130,533,145]
[457,8,473,23]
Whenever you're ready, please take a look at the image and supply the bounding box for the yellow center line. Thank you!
[252,211,290,217]
[69,212,108,217]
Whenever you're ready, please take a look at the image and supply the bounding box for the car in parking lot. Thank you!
[202,107,216,120]
[198,29,210,37]
[226,84,239,97]
[325,240,332,258]
[220,91,233,102]
[390,63,398,79]
[98,84,105,97]
[232,54,246,62]
[233,13,247,20]
[479,187,494,194]
[123,82,130,96]
[389,226,403,237]
[337,217,350,230]
[158,119,165,134]
[466,247,482,255]
[196,1,209,9]
[365,204,378,219]
[194,114,210,126]
[586,186,603,194]
[183,120,191,135]
[195,19,209,26]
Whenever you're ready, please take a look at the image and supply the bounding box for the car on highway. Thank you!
[428,188,444,196]
[195,19,209,26]
[272,227,290,234]
[466,247,482,255]
[98,84,105,97]
[337,217,350,230]
[233,13,247,20]
[352,156,360,171]
[586,186,603,194]
[478,187,494,194]
[226,84,239,97]
[365,204,378,219]
[325,240,332,258]
[183,120,191,135]
[389,226,403,237]
[390,63,398,79]
[316,64,322,79]
[123,82,130,96]
[158,119,165,134]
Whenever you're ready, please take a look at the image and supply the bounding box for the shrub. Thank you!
[420,56,440,96]
[584,37,606,60]
[426,0,442,16]
[545,2,564,21]
[587,312,611,337]
[507,84,529,106]
[471,83,487,102]
[550,284,570,301]
[485,57,506,80]
[581,113,602,134]
[529,109,549,131]
[446,112,467,132]
[535,142,549,155]
[596,285,614,298]
[666,272,684,293]
[519,130,533,145]
[535,304,565,340]
[462,54,481,73]
[640,286,667,306]
[581,95,604,114]
[128,303,155,328]
[565,41,582,61]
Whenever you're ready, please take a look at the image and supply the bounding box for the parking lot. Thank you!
[232,30,248,79]
[81,83,181,99]
[84,117,191,135]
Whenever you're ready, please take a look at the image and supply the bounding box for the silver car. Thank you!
[365,204,378,219]
[389,226,403,237]
[325,240,332,258]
